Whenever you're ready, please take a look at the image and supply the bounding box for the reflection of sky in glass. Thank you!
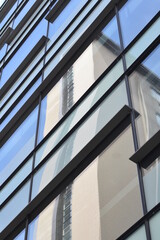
[143,45,160,78]
[102,16,120,47]
[119,0,160,47]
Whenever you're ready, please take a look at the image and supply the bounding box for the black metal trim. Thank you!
[0,0,17,22]
[45,0,71,23]
[6,0,44,45]
[0,27,13,49]
[130,130,160,169]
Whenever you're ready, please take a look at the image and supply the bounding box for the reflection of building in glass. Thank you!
[0,0,160,240]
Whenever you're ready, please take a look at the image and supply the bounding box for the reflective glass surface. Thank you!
[28,126,142,240]
[32,81,128,199]
[1,77,41,130]
[119,0,160,47]
[38,15,121,142]
[0,18,47,87]
[36,60,123,162]
[150,211,160,240]
[129,44,160,147]
[0,107,38,185]
[14,0,36,28]
[1,157,33,205]
[1,1,17,29]
[14,229,25,240]
[126,225,146,240]
[0,180,30,232]
[143,157,160,211]
[125,17,160,68]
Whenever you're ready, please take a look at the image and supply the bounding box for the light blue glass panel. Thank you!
[126,225,146,240]
[143,158,160,211]
[44,0,112,78]
[1,77,41,130]
[48,0,87,40]
[0,181,30,232]
[0,157,33,205]
[129,44,160,147]
[32,81,128,199]
[1,49,44,108]
[0,106,38,185]
[126,17,160,68]
[150,211,160,240]
[14,0,36,28]
[119,0,160,47]
[0,18,47,87]
[36,60,123,165]
[14,229,25,240]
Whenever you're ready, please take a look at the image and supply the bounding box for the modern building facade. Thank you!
[0,0,160,239]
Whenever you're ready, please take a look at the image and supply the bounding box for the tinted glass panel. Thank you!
[28,126,142,240]
[119,0,160,47]
[0,181,30,232]
[0,18,47,87]
[126,226,146,240]
[150,211,160,240]
[32,81,128,199]
[143,156,160,211]
[1,157,33,205]
[0,107,38,185]
[129,44,160,147]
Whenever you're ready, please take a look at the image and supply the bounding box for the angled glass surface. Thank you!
[36,59,123,162]
[125,226,146,240]
[119,0,160,47]
[0,49,45,108]
[1,77,41,130]
[129,44,160,147]
[125,17,160,68]
[48,0,88,41]
[0,180,30,232]
[32,80,128,199]
[0,18,47,88]
[28,126,142,240]
[14,0,36,28]
[44,0,118,79]
[0,1,17,29]
[14,229,25,240]
[0,106,38,185]
[0,157,33,205]
[143,156,160,211]
[150,211,160,240]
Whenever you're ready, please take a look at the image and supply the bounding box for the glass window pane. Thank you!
[32,81,128,199]
[150,211,160,240]
[0,181,30,232]
[38,15,121,143]
[0,18,47,87]
[125,17,160,68]
[129,44,160,147]
[0,157,33,205]
[28,126,142,240]
[0,107,38,185]
[14,229,25,240]
[126,225,146,240]
[119,0,160,47]
[36,60,123,162]
[1,77,41,130]
[143,157,160,211]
